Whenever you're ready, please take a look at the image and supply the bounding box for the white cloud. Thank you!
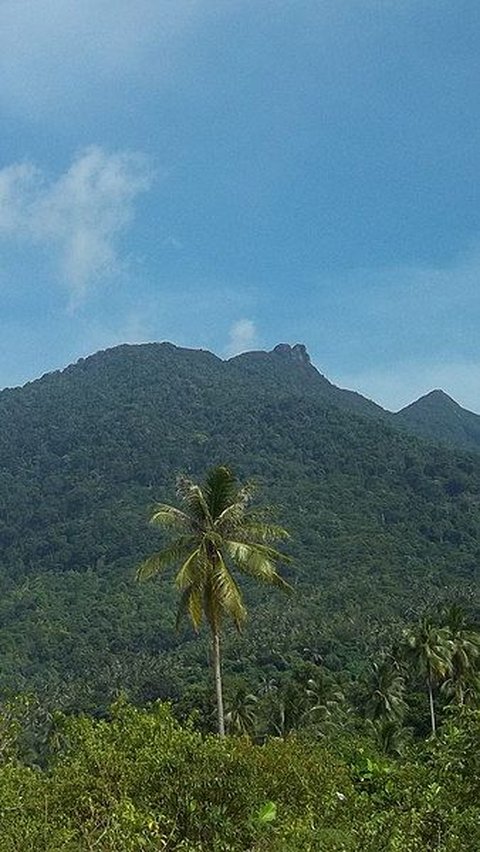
[0,147,153,306]
[0,162,43,233]
[224,319,257,358]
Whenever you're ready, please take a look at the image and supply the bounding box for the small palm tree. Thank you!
[403,617,453,735]
[304,672,347,735]
[225,687,258,736]
[367,717,412,757]
[262,679,305,739]
[136,465,290,736]
[365,656,406,724]
[441,605,480,708]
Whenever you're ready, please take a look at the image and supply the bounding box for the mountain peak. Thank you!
[400,388,460,414]
[272,343,311,366]
[394,386,480,451]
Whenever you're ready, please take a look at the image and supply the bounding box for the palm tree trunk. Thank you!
[427,676,436,735]
[212,630,225,737]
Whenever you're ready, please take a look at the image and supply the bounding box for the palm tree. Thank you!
[136,465,290,736]
[304,671,347,735]
[365,656,406,724]
[225,687,258,736]
[367,717,412,757]
[262,679,305,739]
[441,605,480,708]
[402,617,453,735]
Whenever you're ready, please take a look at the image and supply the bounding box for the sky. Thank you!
[1,0,480,412]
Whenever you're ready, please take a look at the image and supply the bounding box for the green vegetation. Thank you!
[1,342,480,713]
[402,618,453,735]
[2,343,480,846]
[137,465,290,735]
[2,698,480,850]
[395,389,480,452]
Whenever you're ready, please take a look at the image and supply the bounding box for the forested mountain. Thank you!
[394,389,480,452]
[1,341,480,712]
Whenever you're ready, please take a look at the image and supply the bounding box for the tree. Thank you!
[303,671,347,736]
[225,687,258,736]
[441,605,480,708]
[365,656,406,724]
[402,617,452,735]
[136,465,290,736]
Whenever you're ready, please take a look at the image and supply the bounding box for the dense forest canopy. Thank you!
[1,341,480,714]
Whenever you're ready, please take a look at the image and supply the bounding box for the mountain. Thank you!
[233,344,480,451]
[1,341,480,713]
[230,343,386,419]
[394,389,480,453]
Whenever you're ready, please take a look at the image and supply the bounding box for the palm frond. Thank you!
[176,585,203,631]
[235,520,291,543]
[136,537,195,581]
[211,552,247,629]
[203,582,222,632]
[150,504,192,529]
[204,466,239,519]
[225,540,292,591]
[228,538,292,564]
[174,547,203,590]
[188,586,204,629]
[214,501,248,533]
[176,475,212,526]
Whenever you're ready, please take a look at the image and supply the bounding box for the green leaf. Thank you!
[256,801,277,825]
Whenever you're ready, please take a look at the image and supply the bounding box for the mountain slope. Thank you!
[394,390,480,452]
[1,342,480,712]
[229,343,386,419]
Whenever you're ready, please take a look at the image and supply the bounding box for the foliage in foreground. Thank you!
[2,700,480,850]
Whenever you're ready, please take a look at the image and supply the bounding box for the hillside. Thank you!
[1,342,480,712]
[394,389,480,452]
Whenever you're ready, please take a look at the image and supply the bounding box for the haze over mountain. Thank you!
[1,340,480,712]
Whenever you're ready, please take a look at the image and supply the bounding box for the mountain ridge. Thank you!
[2,338,478,421]
[4,340,476,452]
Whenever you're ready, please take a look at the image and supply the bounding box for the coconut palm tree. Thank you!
[365,656,406,724]
[262,679,305,739]
[136,465,290,736]
[441,605,480,708]
[225,686,258,736]
[304,671,347,735]
[367,717,412,757]
[402,617,453,735]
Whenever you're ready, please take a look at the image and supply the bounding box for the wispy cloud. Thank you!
[0,147,153,307]
[224,319,257,358]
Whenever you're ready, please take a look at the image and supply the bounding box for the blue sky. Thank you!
[1,0,479,411]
